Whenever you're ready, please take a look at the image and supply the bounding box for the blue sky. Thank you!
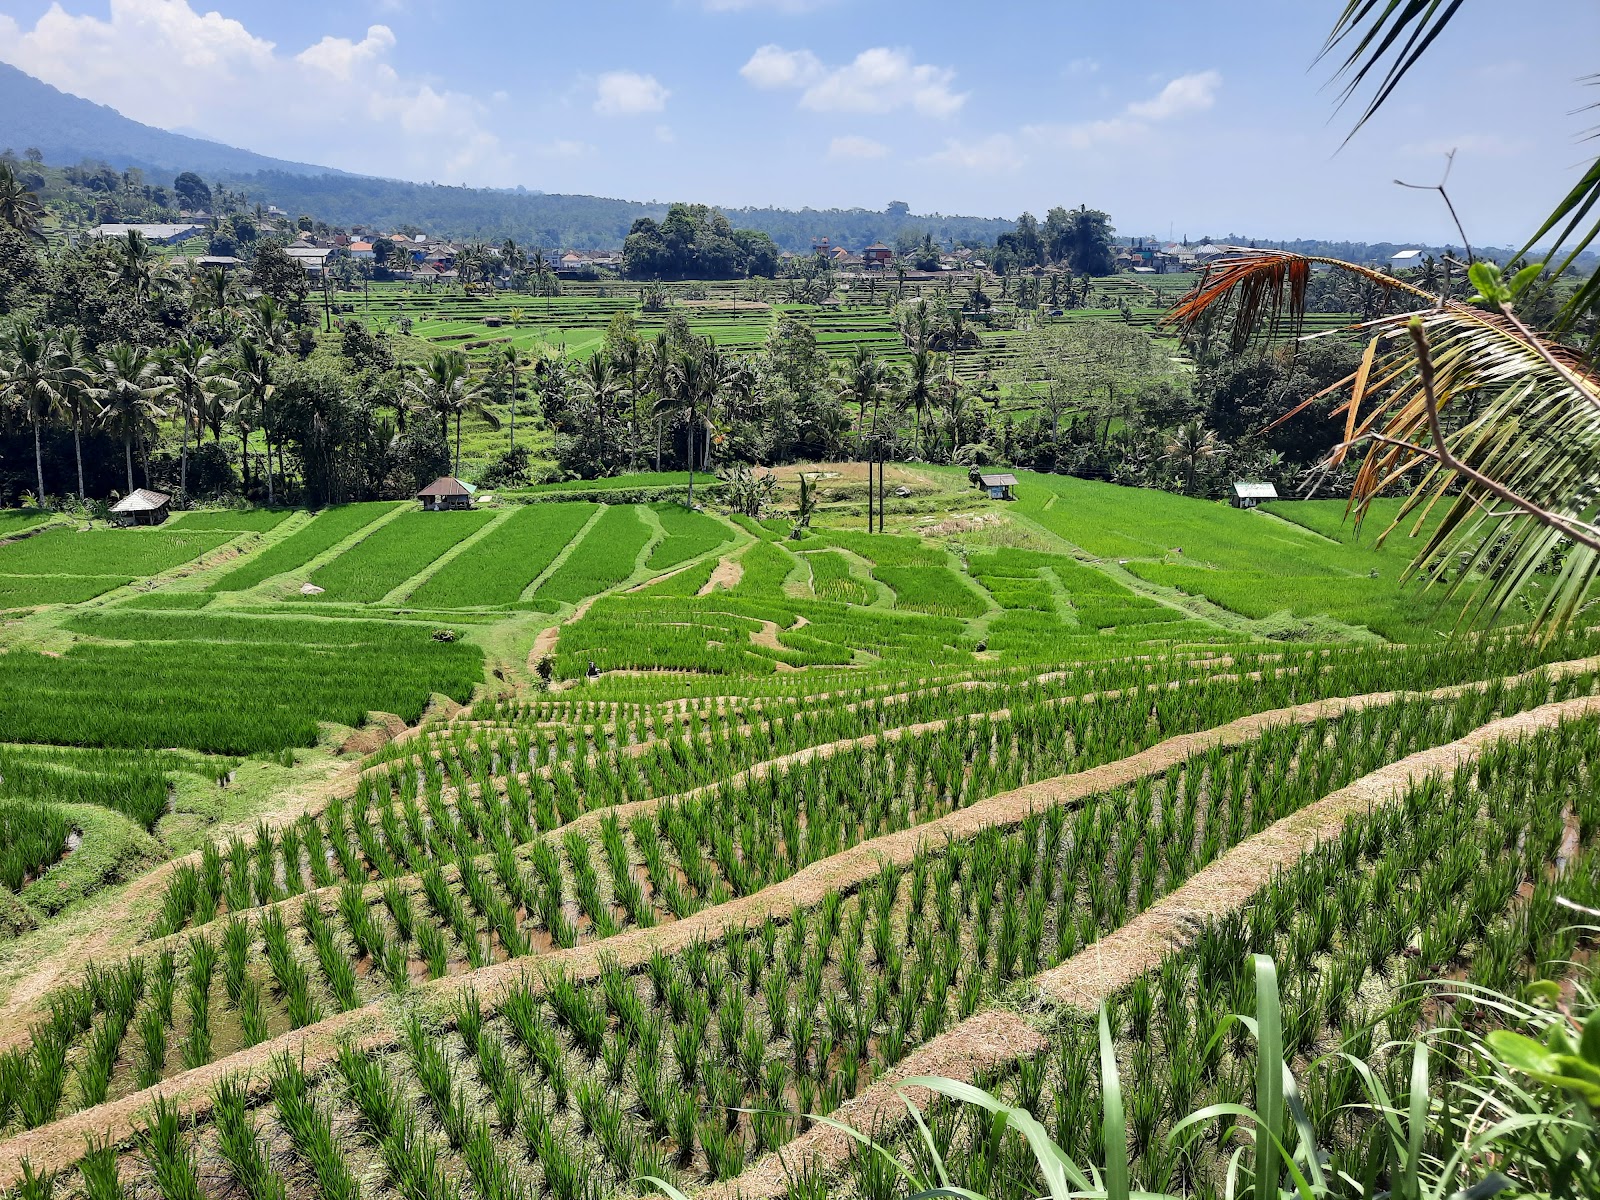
[0,0,1595,244]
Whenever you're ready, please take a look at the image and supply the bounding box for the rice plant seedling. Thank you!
[214,1075,287,1200]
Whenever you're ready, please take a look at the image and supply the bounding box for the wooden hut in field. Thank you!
[978,472,1018,501]
[418,476,475,511]
[1231,481,1277,509]
[111,489,171,526]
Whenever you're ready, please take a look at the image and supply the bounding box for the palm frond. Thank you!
[1168,249,1600,638]
[1320,0,1469,141]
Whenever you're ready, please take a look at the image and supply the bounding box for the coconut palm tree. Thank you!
[54,329,98,501]
[655,338,718,508]
[490,343,526,454]
[1161,419,1227,496]
[97,344,169,494]
[406,350,499,474]
[577,351,622,474]
[903,347,940,458]
[110,230,159,302]
[0,162,45,238]
[228,337,276,501]
[835,344,895,464]
[159,335,224,498]
[0,319,67,502]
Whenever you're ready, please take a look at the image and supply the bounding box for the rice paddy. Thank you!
[0,461,1594,1200]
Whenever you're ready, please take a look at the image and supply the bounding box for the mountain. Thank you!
[0,61,341,179]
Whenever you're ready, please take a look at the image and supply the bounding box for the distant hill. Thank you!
[219,171,1018,252]
[0,61,340,179]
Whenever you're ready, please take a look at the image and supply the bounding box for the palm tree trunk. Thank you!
[686,403,696,508]
[241,427,251,491]
[179,403,190,497]
[74,417,85,501]
[33,419,45,505]
[454,414,462,475]
[124,434,135,494]
[265,429,276,505]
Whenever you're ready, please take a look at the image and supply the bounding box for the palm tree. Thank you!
[228,337,276,502]
[611,336,643,467]
[97,344,169,494]
[491,343,526,454]
[0,319,67,502]
[1161,420,1227,496]
[111,230,159,302]
[655,338,718,508]
[246,295,291,356]
[903,348,940,458]
[406,350,498,474]
[159,335,224,498]
[577,352,622,473]
[54,329,97,501]
[0,162,45,238]
[835,344,895,465]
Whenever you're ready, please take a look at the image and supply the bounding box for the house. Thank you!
[1231,481,1278,509]
[111,489,171,526]
[89,223,204,245]
[1388,249,1425,271]
[862,242,893,268]
[559,252,585,272]
[418,476,476,511]
[978,472,1018,501]
[349,240,375,259]
[284,246,330,274]
[194,255,241,269]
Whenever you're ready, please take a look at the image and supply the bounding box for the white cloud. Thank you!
[594,70,670,115]
[743,45,965,117]
[925,134,1023,172]
[1125,70,1220,120]
[1064,57,1100,77]
[828,134,888,160]
[0,0,505,181]
[740,45,823,89]
[655,124,677,144]
[1026,69,1221,151]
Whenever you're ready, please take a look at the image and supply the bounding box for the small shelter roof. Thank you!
[1232,481,1278,499]
[979,473,1018,487]
[418,476,476,498]
[111,489,171,513]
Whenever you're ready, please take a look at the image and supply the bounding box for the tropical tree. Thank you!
[577,351,622,473]
[903,347,941,457]
[109,230,160,302]
[490,343,526,454]
[54,329,98,501]
[0,162,45,238]
[835,344,896,463]
[96,344,169,494]
[0,319,67,502]
[159,335,225,497]
[656,337,719,507]
[228,337,277,502]
[1161,419,1228,496]
[406,350,497,474]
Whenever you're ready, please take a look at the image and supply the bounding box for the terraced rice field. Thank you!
[0,463,1593,1200]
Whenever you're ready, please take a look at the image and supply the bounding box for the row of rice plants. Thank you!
[98,706,1598,1200]
[0,802,74,893]
[802,551,875,605]
[169,510,292,533]
[530,505,652,605]
[644,504,734,571]
[113,666,1591,1119]
[0,575,132,608]
[0,744,185,829]
[208,502,397,592]
[0,634,482,754]
[408,503,596,608]
[308,510,495,603]
[0,528,234,578]
[854,720,1600,1199]
[873,564,989,618]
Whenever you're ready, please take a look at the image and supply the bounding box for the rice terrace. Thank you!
[1,2,1599,1200]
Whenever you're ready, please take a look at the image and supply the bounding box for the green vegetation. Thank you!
[531,504,652,604]
[209,502,397,592]
[307,509,493,603]
[409,502,596,608]
[645,504,734,571]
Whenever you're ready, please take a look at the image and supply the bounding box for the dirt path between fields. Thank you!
[3,666,1597,1184]
[697,556,742,595]
[691,690,1600,1200]
[527,595,597,670]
